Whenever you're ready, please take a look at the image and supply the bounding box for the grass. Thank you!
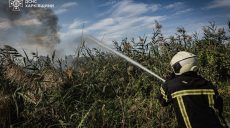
[0,21,229,127]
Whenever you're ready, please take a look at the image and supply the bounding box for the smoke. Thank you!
[0,1,60,55]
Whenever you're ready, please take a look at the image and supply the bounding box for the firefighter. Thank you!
[157,51,225,128]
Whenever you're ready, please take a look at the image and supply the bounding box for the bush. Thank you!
[0,21,229,127]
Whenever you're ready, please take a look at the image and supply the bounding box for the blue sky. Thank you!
[52,0,230,55]
[0,0,230,56]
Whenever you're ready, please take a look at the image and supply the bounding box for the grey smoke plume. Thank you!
[0,1,60,55]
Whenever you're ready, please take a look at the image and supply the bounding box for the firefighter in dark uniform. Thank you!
[157,51,225,128]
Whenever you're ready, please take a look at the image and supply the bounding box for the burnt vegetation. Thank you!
[0,21,230,127]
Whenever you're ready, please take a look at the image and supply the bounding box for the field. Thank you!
[0,21,230,127]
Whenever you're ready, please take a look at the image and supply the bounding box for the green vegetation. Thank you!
[0,21,230,127]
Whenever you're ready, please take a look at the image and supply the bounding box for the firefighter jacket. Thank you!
[157,71,223,128]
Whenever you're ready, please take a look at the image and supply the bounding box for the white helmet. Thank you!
[170,51,198,75]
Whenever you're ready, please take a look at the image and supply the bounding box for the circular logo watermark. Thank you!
[9,0,23,11]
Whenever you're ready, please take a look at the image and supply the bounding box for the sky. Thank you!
[0,0,230,57]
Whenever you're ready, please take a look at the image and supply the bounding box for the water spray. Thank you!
[84,35,166,83]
